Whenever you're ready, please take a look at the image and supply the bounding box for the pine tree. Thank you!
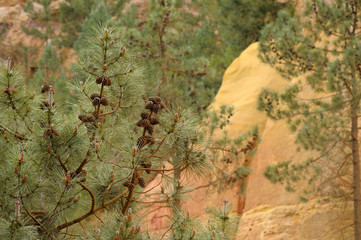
[73,0,114,52]
[117,0,209,111]
[57,0,95,48]
[113,3,260,231]
[21,0,72,105]
[0,22,246,239]
[21,0,56,43]
[114,0,291,116]
[193,0,290,71]
[258,1,361,238]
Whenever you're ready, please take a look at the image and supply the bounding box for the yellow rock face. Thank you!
[211,42,288,138]
[211,42,353,239]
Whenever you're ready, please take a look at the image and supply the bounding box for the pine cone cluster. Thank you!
[95,76,112,86]
[135,96,164,150]
[241,133,258,154]
[91,95,109,106]
[144,96,165,114]
[123,171,146,190]
[78,66,114,123]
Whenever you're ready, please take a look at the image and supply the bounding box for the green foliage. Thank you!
[21,0,72,107]
[21,0,55,41]
[237,166,252,178]
[194,0,291,71]
[57,0,95,48]
[204,200,240,240]
[73,0,116,52]
[111,0,292,116]
[258,0,359,202]
[116,0,210,111]
[0,22,245,239]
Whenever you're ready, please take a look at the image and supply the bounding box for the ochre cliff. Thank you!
[211,43,353,239]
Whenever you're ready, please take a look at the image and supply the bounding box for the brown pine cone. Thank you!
[103,77,112,86]
[152,104,161,113]
[41,84,49,93]
[153,96,162,104]
[137,136,148,149]
[92,97,101,106]
[146,125,154,135]
[4,87,14,95]
[138,177,146,188]
[51,127,59,136]
[136,119,143,127]
[150,117,159,125]
[136,119,151,128]
[90,93,100,100]
[86,116,96,122]
[96,76,104,84]
[123,180,133,190]
[145,101,153,109]
[140,161,152,174]
[141,119,151,128]
[100,97,109,106]
[43,128,51,138]
[78,114,88,122]
[140,112,149,119]
[145,135,155,145]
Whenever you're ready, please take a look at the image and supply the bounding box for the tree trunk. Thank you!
[351,107,361,240]
[173,167,181,214]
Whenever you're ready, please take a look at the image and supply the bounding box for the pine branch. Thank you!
[56,189,129,231]
[0,124,28,140]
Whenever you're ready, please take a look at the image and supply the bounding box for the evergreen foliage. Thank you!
[57,0,95,48]
[0,22,250,239]
[21,0,55,42]
[115,0,291,113]
[116,1,209,111]
[194,0,290,71]
[258,0,361,238]
[0,0,285,238]
[73,0,114,52]
[21,0,70,105]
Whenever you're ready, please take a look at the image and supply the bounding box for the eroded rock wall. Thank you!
[210,42,353,239]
